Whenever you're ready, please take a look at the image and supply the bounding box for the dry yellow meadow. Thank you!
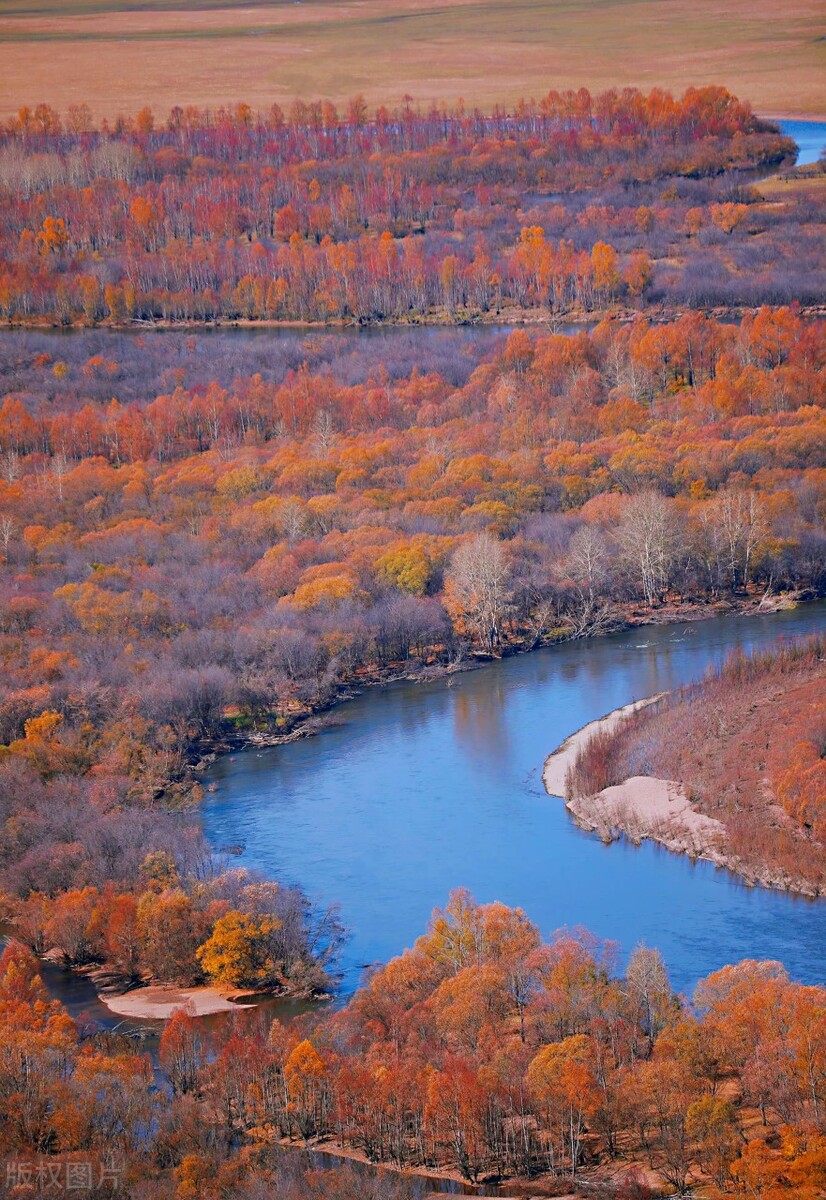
[0,0,824,120]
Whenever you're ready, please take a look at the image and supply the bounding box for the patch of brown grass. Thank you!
[0,0,824,121]
[757,170,826,198]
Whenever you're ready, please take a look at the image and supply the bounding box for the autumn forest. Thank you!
[1,89,821,327]
[0,81,825,1200]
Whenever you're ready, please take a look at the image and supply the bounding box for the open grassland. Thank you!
[758,168,826,197]
[0,0,824,120]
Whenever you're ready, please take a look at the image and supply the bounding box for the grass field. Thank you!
[0,0,824,121]
[758,170,826,197]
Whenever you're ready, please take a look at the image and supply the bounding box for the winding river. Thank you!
[8,115,826,1023]
[203,604,826,999]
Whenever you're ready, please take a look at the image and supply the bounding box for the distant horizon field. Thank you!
[0,0,824,122]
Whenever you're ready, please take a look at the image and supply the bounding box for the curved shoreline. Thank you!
[96,983,261,1019]
[201,592,807,761]
[542,698,821,897]
[11,597,817,1025]
[542,696,730,871]
[541,694,664,798]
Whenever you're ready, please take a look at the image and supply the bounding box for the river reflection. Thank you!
[452,675,512,768]
[203,606,826,998]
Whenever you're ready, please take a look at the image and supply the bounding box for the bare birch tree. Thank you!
[445,532,512,652]
[618,492,679,607]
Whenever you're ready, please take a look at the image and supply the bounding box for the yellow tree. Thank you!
[376,543,431,595]
[528,1034,598,1177]
[196,911,283,989]
[284,1039,330,1140]
[36,217,68,255]
[591,241,619,304]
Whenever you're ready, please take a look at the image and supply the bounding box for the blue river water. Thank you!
[203,605,826,999]
[779,118,826,166]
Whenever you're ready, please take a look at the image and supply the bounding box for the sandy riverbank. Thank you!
[541,695,663,797]
[98,983,262,1019]
[541,695,824,894]
[542,696,729,865]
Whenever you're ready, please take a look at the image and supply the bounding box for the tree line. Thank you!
[3,890,826,1196]
[1,87,820,327]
